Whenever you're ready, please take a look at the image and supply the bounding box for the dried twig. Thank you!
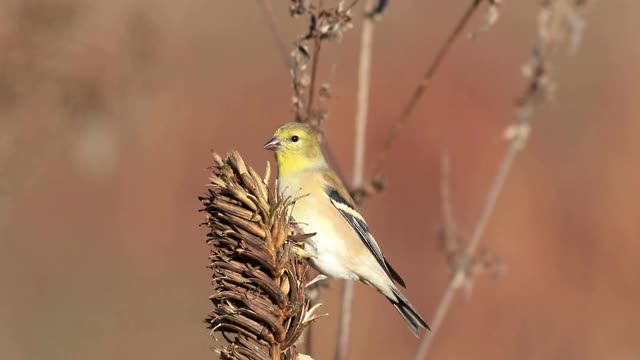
[371,0,482,176]
[352,0,488,203]
[200,152,321,360]
[414,1,590,359]
[415,128,524,360]
[335,1,378,359]
[438,151,457,257]
[352,0,376,190]
[283,3,357,357]
[306,37,323,124]
[335,282,355,360]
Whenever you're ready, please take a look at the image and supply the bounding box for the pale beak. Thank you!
[263,137,281,150]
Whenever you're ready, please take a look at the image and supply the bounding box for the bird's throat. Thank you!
[274,151,313,177]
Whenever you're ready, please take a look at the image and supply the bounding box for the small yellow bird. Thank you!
[264,122,429,336]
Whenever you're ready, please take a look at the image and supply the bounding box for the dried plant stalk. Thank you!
[200,151,318,360]
[414,1,591,359]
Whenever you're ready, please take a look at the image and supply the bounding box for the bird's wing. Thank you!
[322,171,407,288]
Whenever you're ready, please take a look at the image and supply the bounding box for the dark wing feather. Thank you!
[386,262,407,288]
[325,188,407,288]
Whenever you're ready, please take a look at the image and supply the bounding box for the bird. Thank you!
[264,122,430,336]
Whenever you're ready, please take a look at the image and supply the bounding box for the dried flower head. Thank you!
[200,152,319,360]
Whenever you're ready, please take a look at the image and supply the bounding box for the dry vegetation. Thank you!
[7,1,638,360]
[201,152,321,359]
[204,0,592,359]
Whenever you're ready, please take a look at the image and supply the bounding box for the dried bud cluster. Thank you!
[200,152,318,360]
[290,1,353,125]
[520,0,589,105]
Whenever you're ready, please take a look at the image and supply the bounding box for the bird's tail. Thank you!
[389,287,430,336]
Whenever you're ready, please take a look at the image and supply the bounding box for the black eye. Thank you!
[291,135,299,142]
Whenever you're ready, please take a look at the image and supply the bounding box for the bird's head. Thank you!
[264,122,325,175]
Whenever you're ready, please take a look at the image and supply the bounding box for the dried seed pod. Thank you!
[200,152,318,360]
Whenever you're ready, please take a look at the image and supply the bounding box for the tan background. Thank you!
[1,1,638,359]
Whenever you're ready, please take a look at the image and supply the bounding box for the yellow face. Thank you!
[264,122,325,175]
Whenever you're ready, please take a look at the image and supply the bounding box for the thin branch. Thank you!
[285,2,359,358]
[414,125,527,360]
[369,0,483,179]
[352,6,375,188]
[306,38,323,124]
[439,150,456,248]
[256,0,290,68]
[418,131,529,360]
[335,1,377,359]
[414,1,589,358]
[335,281,355,360]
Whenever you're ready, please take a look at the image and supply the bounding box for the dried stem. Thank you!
[306,38,323,125]
[335,281,355,360]
[414,130,525,360]
[414,1,589,359]
[370,0,483,181]
[439,151,456,245]
[351,3,375,189]
[335,1,377,359]
[283,2,357,358]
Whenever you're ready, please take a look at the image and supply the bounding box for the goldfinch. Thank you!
[264,122,430,336]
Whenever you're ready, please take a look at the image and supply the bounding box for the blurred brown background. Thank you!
[1,1,638,359]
